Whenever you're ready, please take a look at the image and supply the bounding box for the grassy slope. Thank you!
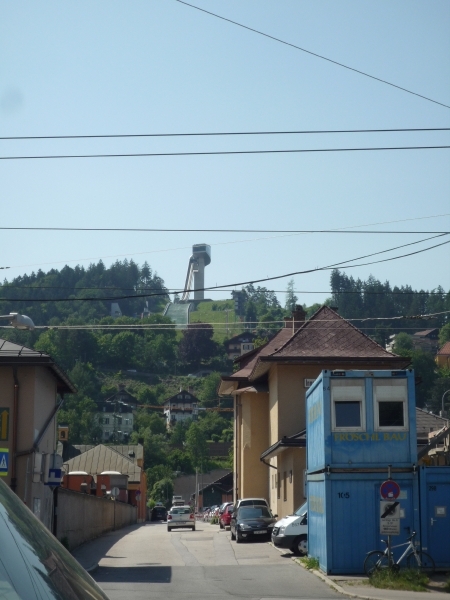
[189,300,244,342]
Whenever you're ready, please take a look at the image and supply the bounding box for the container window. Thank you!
[283,471,287,501]
[331,379,365,431]
[277,473,281,499]
[374,379,408,431]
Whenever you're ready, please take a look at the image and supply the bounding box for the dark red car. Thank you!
[219,503,234,529]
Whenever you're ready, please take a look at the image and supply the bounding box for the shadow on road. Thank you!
[94,565,172,584]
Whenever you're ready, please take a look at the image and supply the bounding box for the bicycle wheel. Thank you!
[364,551,389,576]
[407,551,435,575]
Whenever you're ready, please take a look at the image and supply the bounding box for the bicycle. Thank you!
[364,531,435,576]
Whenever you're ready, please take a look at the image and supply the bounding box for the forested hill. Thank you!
[0,260,169,325]
[330,270,449,331]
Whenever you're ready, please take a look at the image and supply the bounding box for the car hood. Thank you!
[238,518,275,527]
[273,514,300,528]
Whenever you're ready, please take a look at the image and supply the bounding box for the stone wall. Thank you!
[56,487,137,550]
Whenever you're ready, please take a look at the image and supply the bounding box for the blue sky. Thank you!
[1,0,449,309]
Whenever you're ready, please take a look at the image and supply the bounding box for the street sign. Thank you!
[111,487,120,498]
[380,480,401,500]
[135,489,141,502]
[0,448,9,477]
[0,409,9,441]
[380,500,400,535]
[44,468,62,487]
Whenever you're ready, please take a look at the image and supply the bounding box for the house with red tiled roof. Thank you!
[436,341,450,369]
[219,306,410,518]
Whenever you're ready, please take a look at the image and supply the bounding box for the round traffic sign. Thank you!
[380,480,400,499]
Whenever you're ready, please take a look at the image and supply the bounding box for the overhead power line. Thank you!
[1,127,449,141]
[175,0,450,110]
[0,311,447,332]
[1,285,446,295]
[1,145,449,160]
[1,236,448,303]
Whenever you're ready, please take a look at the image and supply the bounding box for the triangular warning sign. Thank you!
[0,455,7,469]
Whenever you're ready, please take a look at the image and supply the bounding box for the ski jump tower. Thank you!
[180,244,211,302]
[163,244,211,327]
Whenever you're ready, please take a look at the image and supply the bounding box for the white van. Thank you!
[271,502,307,555]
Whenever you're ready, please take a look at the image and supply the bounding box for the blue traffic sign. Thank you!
[380,479,401,499]
[0,448,9,477]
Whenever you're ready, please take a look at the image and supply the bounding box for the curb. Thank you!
[268,541,378,600]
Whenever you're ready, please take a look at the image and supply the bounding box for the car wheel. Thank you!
[167,527,172,532]
[219,521,223,529]
[231,530,236,540]
[192,526,196,531]
[236,533,242,544]
[292,534,307,556]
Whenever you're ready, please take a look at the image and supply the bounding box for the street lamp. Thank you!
[0,313,35,331]
[441,390,450,419]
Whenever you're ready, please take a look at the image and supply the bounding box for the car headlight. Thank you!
[239,523,252,530]
[279,526,286,534]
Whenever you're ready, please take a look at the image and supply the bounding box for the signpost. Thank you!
[0,448,9,477]
[380,501,401,535]
[44,468,62,487]
[380,480,401,500]
[380,476,401,566]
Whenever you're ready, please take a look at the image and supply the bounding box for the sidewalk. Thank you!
[299,564,449,600]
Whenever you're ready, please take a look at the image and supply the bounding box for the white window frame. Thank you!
[373,379,408,432]
[331,379,366,432]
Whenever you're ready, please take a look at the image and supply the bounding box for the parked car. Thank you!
[233,497,270,513]
[271,502,307,555]
[0,478,110,600]
[219,504,234,529]
[167,505,196,531]
[230,504,276,543]
[151,505,167,521]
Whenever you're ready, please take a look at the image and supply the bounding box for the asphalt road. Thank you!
[74,520,341,600]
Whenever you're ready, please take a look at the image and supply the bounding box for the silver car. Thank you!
[167,506,196,532]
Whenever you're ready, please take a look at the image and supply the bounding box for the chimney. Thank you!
[284,305,306,332]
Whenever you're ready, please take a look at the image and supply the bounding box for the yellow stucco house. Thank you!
[436,341,450,369]
[219,306,409,519]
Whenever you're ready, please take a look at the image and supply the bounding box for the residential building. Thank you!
[436,341,450,369]
[0,338,76,529]
[93,386,138,442]
[95,400,134,442]
[412,328,440,353]
[225,332,257,360]
[62,443,147,521]
[219,306,409,519]
[163,389,199,428]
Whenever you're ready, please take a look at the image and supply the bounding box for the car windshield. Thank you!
[238,506,271,519]
[294,502,307,517]
[171,507,191,514]
[0,479,109,600]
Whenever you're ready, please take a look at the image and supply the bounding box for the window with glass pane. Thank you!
[331,379,365,431]
[374,379,407,430]
[335,401,361,427]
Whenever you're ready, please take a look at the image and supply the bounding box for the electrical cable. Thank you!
[1,236,448,302]
[1,145,449,160]
[1,127,449,141]
[1,311,447,332]
[2,212,449,271]
[175,0,450,110]
[1,233,447,293]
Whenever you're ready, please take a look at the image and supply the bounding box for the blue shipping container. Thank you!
[307,369,417,472]
[419,466,450,569]
[308,472,420,574]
